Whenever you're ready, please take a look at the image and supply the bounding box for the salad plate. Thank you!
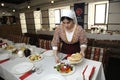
[54,62,75,75]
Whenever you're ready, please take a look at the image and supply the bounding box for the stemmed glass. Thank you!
[35,65,43,74]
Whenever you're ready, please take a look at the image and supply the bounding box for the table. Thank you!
[0,39,105,80]
[0,50,105,80]
[86,33,120,40]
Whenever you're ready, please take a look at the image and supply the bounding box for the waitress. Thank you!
[51,10,87,63]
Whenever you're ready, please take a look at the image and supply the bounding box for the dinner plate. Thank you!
[27,54,43,62]
[42,50,54,56]
[54,63,75,75]
[40,74,66,80]
[12,62,34,74]
[0,53,9,60]
[67,57,84,65]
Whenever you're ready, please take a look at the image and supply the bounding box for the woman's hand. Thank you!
[80,51,85,57]
[55,56,60,63]
[53,50,60,63]
[80,46,87,57]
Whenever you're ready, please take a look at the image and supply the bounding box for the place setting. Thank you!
[51,52,84,79]
[11,62,43,80]
[0,53,10,64]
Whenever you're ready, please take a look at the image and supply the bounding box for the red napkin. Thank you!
[82,65,96,80]
[0,43,7,45]
[82,65,88,80]
[19,70,32,80]
[82,65,88,75]
[0,58,9,64]
[89,67,96,80]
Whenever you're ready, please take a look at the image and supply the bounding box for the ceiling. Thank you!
[0,0,68,11]
[0,0,27,4]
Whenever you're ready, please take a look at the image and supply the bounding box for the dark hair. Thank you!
[60,16,73,22]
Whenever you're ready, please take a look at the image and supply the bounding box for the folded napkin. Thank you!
[82,65,96,80]
[0,58,9,64]
[0,42,7,45]
[19,70,32,80]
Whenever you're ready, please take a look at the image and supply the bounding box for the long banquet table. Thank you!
[0,53,105,80]
[0,40,105,80]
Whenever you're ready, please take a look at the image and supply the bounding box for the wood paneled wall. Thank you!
[0,24,22,38]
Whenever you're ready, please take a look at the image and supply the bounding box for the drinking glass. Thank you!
[35,65,43,74]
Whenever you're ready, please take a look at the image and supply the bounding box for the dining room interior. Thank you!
[0,0,120,80]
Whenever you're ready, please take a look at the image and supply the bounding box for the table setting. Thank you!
[0,39,105,80]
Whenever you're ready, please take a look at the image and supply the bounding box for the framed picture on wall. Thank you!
[1,16,16,24]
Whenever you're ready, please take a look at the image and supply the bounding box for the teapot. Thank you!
[0,40,3,43]
[17,50,24,57]
[24,48,31,57]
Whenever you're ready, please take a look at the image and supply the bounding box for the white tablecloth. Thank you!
[0,51,105,80]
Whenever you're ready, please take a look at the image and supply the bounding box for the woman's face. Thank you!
[62,19,74,29]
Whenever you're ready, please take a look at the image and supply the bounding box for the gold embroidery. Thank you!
[63,25,77,44]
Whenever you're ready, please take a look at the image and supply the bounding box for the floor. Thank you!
[0,77,4,80]
[106,57,120,80]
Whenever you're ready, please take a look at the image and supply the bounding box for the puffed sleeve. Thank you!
[51,27,61,50]
[79,26,88,47]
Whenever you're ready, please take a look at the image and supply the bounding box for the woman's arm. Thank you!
[51,27,61,63]
[78,26,88,56]
[80,45,87,56]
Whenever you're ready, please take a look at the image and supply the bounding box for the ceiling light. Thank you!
[51,1,54,4]
[13,9,15,12]
[1,3,4,6]
[27,0,31,9]
[27,5,30,9]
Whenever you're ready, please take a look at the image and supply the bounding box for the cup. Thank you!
[35,65,43,74]
[17,50,24,57]
[24,48,31,57]
[9,52,16,60]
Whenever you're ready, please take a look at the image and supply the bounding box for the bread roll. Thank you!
[68,53,83,62]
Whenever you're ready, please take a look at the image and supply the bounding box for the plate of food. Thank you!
[0,53,10,60]
[28,54,43,62]
[54,62,75,75]
[67,53,84,64]
[12,62,34,75]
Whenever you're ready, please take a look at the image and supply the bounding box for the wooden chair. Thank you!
[22,36,30,44]
[38,39,52,50]
[85,46,107,68]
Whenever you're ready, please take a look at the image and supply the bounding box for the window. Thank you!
[55,9,61,24]
[19,13,27,33]
[95,3,106,24]
[88,1,109,30]
[33,11,42,32]
[49,6,70,31]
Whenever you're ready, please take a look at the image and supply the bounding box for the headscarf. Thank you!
[61,9,78,24]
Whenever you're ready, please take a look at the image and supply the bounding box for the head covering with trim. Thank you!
[61,9,78,24]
